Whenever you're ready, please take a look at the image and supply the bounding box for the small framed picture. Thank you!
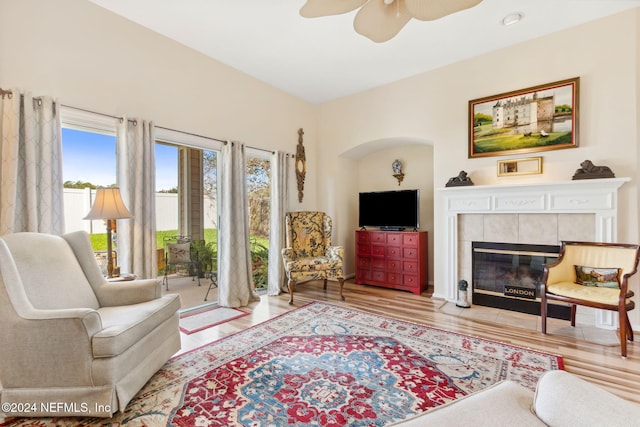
[497,157,543,177]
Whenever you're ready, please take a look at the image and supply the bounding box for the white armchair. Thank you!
[0,231,181,417]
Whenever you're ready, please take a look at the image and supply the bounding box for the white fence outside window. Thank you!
[63,188,217,234]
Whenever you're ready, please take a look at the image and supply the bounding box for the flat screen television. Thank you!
[358,189,419,231]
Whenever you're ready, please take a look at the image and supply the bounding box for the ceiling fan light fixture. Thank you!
[354,0,411,42]
[300,0,485,42]
[502,12,523,26]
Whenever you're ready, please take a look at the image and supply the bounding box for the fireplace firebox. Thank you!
[472,242,570,320]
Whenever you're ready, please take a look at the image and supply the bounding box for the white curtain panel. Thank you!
[218,141,259,307]
[117,117,157,279]
[0,90,64,235]
[267,150,290,296]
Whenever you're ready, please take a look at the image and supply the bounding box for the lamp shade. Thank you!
[84,187,133,220]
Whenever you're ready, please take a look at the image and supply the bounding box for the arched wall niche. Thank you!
[340,137,433,160]
[337,136,435,285]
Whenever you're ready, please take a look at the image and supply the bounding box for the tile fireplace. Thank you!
[438,177,630,329]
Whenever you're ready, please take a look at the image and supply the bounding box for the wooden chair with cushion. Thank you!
[281,211,345,305]
[540,241,640,357]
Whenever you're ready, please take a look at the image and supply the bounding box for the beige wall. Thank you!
[0,0,319,212]
[318,10,640,323]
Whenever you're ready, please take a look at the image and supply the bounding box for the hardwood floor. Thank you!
[177,279,640,404]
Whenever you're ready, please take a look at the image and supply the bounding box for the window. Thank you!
[61,128,116,190]
[246,151,271,290]
[61,127,116,241]
[60,108,118,261]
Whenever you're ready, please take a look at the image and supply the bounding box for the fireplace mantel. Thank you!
[436,177,631,308]
[439,177,630,219]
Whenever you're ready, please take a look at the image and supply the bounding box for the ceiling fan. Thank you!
[300,0,484,43]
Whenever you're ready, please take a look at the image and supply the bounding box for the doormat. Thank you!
[179,305,248,334]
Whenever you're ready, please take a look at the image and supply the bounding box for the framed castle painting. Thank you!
[469,77,579,158]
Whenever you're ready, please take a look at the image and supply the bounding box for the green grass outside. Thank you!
[473,124,572,154]
[90,229,268,251]
[90,229,270,288]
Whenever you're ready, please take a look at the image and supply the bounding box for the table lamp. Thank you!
[84,187,133,278]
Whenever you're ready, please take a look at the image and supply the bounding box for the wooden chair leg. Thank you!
[288,279,295,305]
[570,304,577,327]
[626,313,634,342]
[619,309,628,357]
[540,294,547,334]
[323,279,327,290]
[338,278,345,301]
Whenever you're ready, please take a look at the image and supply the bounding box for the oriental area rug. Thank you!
[4,302,564,426]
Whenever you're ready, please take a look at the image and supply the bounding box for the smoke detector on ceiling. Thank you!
[502,12,523,26]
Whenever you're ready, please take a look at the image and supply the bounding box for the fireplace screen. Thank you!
[471,242,568,318]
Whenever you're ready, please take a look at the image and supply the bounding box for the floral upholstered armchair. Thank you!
[282,211,344,305]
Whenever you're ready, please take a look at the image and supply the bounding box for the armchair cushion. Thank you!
[547,281,622,305]
[326,245,344,260]
[95,279,161,307]
[546,243,638,285]
[285,256,342,273]
[167,242,191,264]
[3,232,100,310]
[93,295,181,358]
[288,211,330,258]
[574,265,620,288]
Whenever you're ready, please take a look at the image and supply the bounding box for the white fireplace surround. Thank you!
[437,177,630,329]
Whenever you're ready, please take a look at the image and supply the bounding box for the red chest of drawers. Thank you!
[355,230,428,295]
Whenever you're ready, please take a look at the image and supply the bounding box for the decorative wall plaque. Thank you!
[295,128,306,203]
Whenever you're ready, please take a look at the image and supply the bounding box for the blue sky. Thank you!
[62,128,177,191]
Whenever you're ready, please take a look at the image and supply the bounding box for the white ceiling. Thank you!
[89,0,640,104]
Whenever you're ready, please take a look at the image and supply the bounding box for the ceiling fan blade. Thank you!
[300,0,368,18]
[354,0,412,43]
[405,0,483,21]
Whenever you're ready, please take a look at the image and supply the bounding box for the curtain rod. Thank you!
[155,125,295,156]
[1,88,295,157]
[64,104,294,156]
[1,87,43,105]
[63,103,139,124]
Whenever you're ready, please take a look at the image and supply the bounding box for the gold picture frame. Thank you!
[469,77,579,158]
[497,157,543,177]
